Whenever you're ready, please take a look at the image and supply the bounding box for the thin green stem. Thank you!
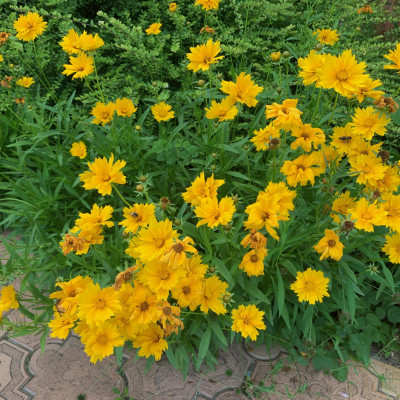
[328,92,339,126]
[92,56,105,103]
[311,87,322,122]
[112,184,131,207]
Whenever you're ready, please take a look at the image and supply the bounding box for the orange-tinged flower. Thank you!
[194,196,236,228]
[145,23,162,35]
[384,43,400,74]
[70,141,87,159]
[205,97,238,121]
[350,106,389,140]
[91,101,116,125]
[314,229,344,261]
[169,3,178,12]
[163,237,198,266]
[241,230,267,251]
[231,304,266,340]
[119,203,156,234]
[186,39,224,72]
[115,97,137,117]
[151,101,175,122]
[171,276,203,310]
[182,172,224,206]
[62,52,94,79]
[313,28,339,46]
[16,77,34,88]
[133,323,168,361]
[14,12,47,41]
[318,50,368,97]
[270,51,281,62]
[220,72,263,107]
[358,5,373,13]
[79,153,126,196]
[290,268,330,304]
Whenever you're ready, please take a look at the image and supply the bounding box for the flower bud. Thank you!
[139,175,147,182]
[159,196,171,210]
[243,145,249,151]
[223,223,232,231]
[136,184,144,192]
[122,231,129,238]
[217,73,223,79]
[282,50,290,58]
[315,43,323,51]
[197,79,205,87]
[276,87,282,94]
[232,195,239,204]
[210,164,216,170]
[208,265,216,273]
[135,125,142,131]
[152,81,158,87]
[211,152,217,158]
[270,51,281,62]
[223,294,231,303]
[355,27,361,32]
[174,218,181,226]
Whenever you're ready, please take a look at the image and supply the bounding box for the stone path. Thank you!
[1,235,400,400]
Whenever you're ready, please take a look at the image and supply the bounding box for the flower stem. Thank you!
[112,184,131,207]
[328,92,339,126]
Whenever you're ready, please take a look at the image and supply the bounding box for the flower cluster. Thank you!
[0,286,19,320]
[91,98,137,125]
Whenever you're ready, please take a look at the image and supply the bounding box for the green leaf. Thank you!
[209,319,228,348]
[387,307,400,324]
[114,346,124,366]
[382,265,395,293]
[197,326,211,367]
[312,354,338,371]
[276,266,285,317]
[212,257,234,287]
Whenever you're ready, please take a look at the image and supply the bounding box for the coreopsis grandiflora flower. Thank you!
[314,229,344,261]
[205,97,238,121]
[182,172,224,206]
[151,102,175,122]
[70,141,87,159]
[14,12,47,41]
[313,28,339,46]
[231,305,266,340]
[186,39,224,72]
[382,233,400,264]
[290,268,330,304]
[350,106,389,141]
[384,43,400,74]
[62,52,94,79]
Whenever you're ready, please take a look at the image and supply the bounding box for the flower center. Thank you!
[96,299,106,309]
[182,286,191,295]
[337,70,349,81]
[327,239,336,247]
[173,243,184,253]
[140,301,149,311]
[96,334,108,345]
[163,306,172,316]
[159,270,169,280]
[363,118,375,128]
[102,173,110,182]
[260,211,270,221]
[154,238,165,248]
[250,254,259,263]
[304,281,315,290]
[298,164,306,171]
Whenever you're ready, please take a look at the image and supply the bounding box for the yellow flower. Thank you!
[48,314,75,339]
[318,50,368,97]
[231,304,266,340]
[244,196,285,240]
[347,136,382,160]
[0,55,3,62]
[199,275,228,314]
[312,144,343,174]
[265,99,302,131]
[375,166,400,194]
[382,233,400,264]
[79,30,104,52]
[126,285,161,325]
[251,123,280,151]
[280,153,319,187]
[70,141,87,159]
[257,182,297,217]
[114,307,141,340]
[163,237,198,266]
[169,2,178,12]
[314,229,344,261]
[290,122,325,152]
[349,198,387,232]
[313,28,339,46]
[171,276,203,311]
[145,23,162,35]
[270,51,281,62]
[126,220,179,262]
[14,12,47,41]
[298,51,328,87]
[77,283,122,326]
[16,77,34,88]
[186,39,224,72]
[62,52,94,79]
[79,153,126,196]
[115,97,137,117]
[151,101,175,122]
[185,254,208,280]
[73,204,114,232]
[133,323,168,361]
[220,72,263,107]
[330,191,356,223]
[384,43,400,74]
[84,321,124,363]
[353,77,384,103]
[119,203,156,234]
[350,106,389,140]
[138,259,185,300]
[358,5,373,13]
[330,124,357,154]
[205,97,238,121]
[381,193,400,231]
[59,29,82,54]
[348,154,388,187]
[91,101,116,125]
[239,248,268,277]
[0,286,19,312]
[182,172,224,206]
[194,0,222,10]
[194,196,236,228]
[290,268,330,304]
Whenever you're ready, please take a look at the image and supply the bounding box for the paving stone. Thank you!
[244,342,284,361]
[0,339,31,400]
[250,354,397,400]
[23,336,125,400]
[370,359,400,399]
